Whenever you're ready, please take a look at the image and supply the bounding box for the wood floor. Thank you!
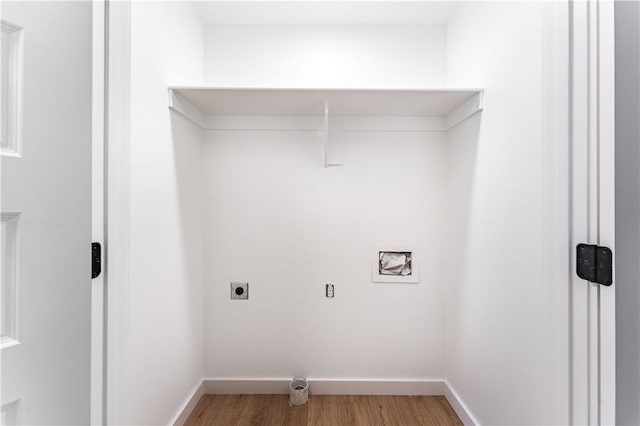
[185,394,463,426]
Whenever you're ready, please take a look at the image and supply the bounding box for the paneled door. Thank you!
[1,1,93,424]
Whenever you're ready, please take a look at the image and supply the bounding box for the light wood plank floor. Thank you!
[185,394,463,426]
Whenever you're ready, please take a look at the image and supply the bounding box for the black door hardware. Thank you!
[576,243,612,286]
[92,242,102,279]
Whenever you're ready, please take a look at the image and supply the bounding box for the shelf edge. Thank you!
[168,88,484,132]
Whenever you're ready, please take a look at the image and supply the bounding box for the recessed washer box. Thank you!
[372,245,419,283]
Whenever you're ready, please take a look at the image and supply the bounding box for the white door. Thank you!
[1,1,93,424]
[570,0,616,424]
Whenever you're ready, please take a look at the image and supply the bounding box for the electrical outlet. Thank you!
[231,282,248,300]
[325,284,334,298]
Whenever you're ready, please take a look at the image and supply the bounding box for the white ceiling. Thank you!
[192,1,459,26]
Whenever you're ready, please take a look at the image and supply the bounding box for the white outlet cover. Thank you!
[326,284,334,298]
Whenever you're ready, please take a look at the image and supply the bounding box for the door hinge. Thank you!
[92,242,102,279]
[576,243,613,286]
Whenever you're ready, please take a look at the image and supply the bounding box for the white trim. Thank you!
[172,379,462,424]
[170,110,465,134]
[203,378,445,396]
[443,382,478,426]
[91,1,106,424]
[170,381,205,426]
[203,115,449,132]
[596,1,616,423]
[570,2,591,422]
[105,1,131,425]
[570,1,616,423]
[205,115,324,131]
[339,116,447,133]
[587,4,600,422]
[204,379,289,395]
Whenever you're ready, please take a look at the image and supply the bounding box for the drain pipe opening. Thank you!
[289,378,309,406]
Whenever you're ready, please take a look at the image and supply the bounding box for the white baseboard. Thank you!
[203,378,445,395]
[172,378,477,426]
[444,381,479,426]
[170,381,205,426]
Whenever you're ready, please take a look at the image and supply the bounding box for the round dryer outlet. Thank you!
[230,282,249,300]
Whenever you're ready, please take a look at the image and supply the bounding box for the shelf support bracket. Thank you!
[168,89,206,129]
[323,100,342,167]
[445,91,484,130]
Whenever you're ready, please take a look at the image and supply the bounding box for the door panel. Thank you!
[1,2,92,424]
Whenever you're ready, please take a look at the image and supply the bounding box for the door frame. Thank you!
[103,1,131,424]
[543,1,616,423]
[91,1,132,424]
[569,0,616,424]
[91,1,106,424]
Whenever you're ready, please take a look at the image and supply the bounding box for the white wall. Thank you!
[204,25,446,88]
[203,129,447,380]
[201,21,449,381]
[127,2,205,424]
[615,1,640,424]
[445,3,547,424]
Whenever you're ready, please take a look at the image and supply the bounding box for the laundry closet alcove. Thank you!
[122,2,568,425]
[166,83,485,403]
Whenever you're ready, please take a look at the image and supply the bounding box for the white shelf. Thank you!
[168,87,484,166]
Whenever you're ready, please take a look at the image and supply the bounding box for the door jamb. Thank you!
[103,1,131,424]
[569,1,616,424]
[91,1,106,424]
